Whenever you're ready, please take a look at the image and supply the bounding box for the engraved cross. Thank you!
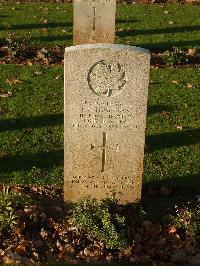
[93,6,96,31]
[91,132,118,172]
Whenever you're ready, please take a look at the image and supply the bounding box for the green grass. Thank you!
[145,67,200,189]
[0,3,199,50]
[0,65,63,185]
[0,2,199,190]
[116,4,200,50]
[0,65,199,189]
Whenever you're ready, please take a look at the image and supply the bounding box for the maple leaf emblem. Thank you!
[88,60,127,97]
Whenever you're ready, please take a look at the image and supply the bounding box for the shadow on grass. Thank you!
[0,37,7,45]
[116,18,139,24]
[0,113,63,132]
[146,128,200,152]
[0,15,9,18]
[35,35,72,43]
[144,173,200,191]
[147,104,173,115]
[0,128,199,176]
[0,22,72,31]
[0,149,63,175]
[0,35,72,45]
[13,37,199,50]
[142,173,200,219]
[137,39,200,50]
[117,25,200,37]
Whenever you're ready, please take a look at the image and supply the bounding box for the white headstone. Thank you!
[73,0,116,45]
[64,44,150,204]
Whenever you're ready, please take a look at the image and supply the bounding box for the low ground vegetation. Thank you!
[0,186,200,265]
[0,2,199,265]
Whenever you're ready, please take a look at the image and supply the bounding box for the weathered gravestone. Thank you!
[64,44,150,204]
[73,0,116,45]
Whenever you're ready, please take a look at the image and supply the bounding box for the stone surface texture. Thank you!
[64,44,150,204]
[73,0,116,45]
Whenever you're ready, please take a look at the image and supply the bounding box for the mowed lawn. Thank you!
[0,3,199,50]
[0,2,199,190]
[0,64,199,189]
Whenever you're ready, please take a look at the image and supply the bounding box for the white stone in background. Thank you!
[73,0,116,45]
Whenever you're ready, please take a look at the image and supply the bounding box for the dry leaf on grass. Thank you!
[0,88,13,98]
[6,79,22,86]
[187,49,197,56]
[26,60,33,66]
[187,83,193,88]
[175,125,183,130]
[171,80,179,84]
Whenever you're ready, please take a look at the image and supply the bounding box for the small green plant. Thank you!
[0,186,16,231]
[162,47,188,66]
[171,203,200,240]
[73,196,128,249]
[0,186,31,232]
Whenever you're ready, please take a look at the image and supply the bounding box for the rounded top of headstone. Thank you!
[65,44,150,56]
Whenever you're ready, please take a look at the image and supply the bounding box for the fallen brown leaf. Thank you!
[43,19,48,24]
[32,252,39,260]
[6,79,22,86]
[171,80,179,84]
[168,226,177,234]
[175,125,183,130]
[0,88,13,98]
[0,249,5,262]
[161,111,171,119]
[26,60,33,66]
[40,228,48,239]
[106,253,113,262]
[16,244,26,256]
[187,48,197,56]
[187,83,193,89]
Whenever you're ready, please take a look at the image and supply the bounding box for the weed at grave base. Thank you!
[72,196,129,250]
[0,186,32,233]
[0,186,16,232]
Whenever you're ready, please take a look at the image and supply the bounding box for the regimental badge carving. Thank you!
[87,60,127,97]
